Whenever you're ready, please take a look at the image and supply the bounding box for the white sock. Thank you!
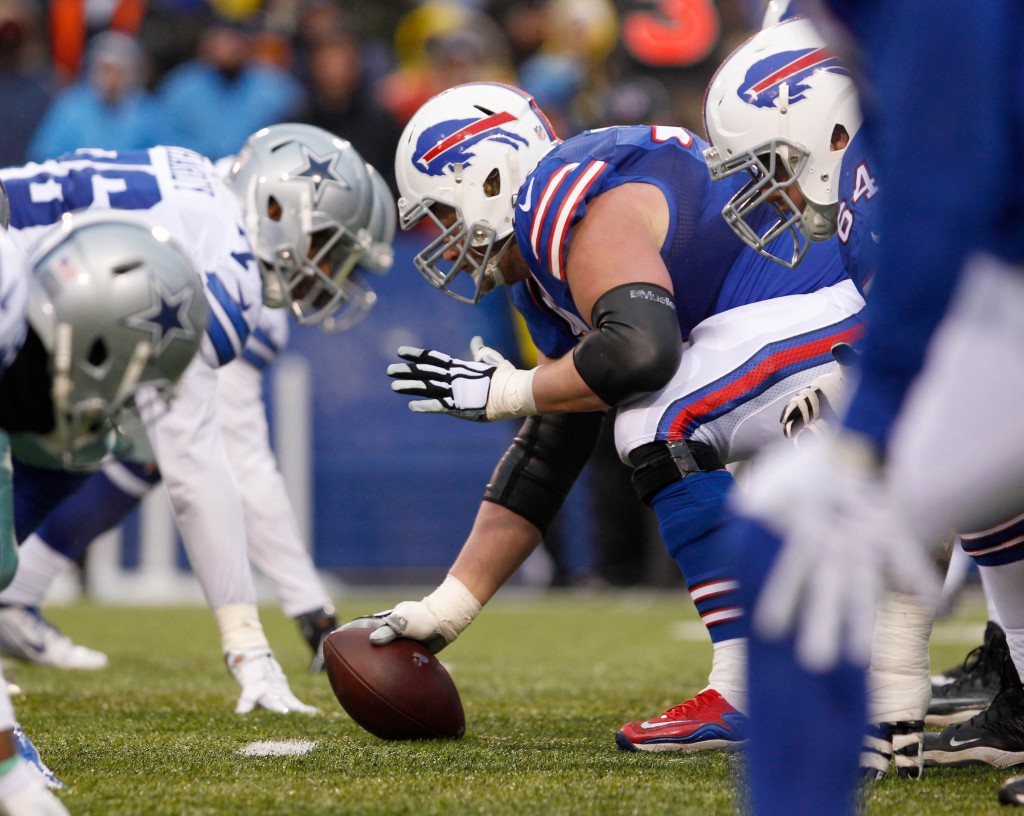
[978,560,1024,682]
[705,638,747,714]
[0,535,72,608]
[979,566,1004,627]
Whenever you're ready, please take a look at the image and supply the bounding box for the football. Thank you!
[323,626,466,740]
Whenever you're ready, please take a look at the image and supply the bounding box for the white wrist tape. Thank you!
[215,603,271,653]
[422,574,483,644]
[485,363,538,420]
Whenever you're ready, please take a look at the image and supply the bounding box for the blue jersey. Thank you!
[817,0,1024,448]
[835,130,880,296]
[0,147,262,370]
[507,125,848,358]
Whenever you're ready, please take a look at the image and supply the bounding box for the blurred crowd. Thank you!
[0,0,761,196]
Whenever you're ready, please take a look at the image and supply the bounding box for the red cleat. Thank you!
[616,689,749,752]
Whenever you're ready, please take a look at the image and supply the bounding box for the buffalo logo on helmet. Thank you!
[413,112,530,177]
[738,47,849,109]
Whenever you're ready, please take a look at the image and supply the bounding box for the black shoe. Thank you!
[1000,776,1024,805]
[295,605,337,673]
[927,621,1006,726]
[924,651,1024,768]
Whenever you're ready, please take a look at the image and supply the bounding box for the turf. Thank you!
[8,589,1010,815]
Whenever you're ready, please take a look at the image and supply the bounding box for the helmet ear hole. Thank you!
[484,168,501,198]
[830,124,850,150]
[267,196,283,222]
[87,337,108,367]
[111,260,142,276]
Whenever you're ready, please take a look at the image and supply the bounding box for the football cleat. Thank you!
[0,606,108,670]
[13,726,65,790]
[923,654,1024,768]
[1000,775,1024,806]
[294,605,338,674]
[615,689,749,752]
[226,649,319,715]
[861,720,924,780]
[927,621,1005,726]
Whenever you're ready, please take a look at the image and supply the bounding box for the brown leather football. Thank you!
[323,627,465,740]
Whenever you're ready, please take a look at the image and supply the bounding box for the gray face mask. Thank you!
[226,123,396,332]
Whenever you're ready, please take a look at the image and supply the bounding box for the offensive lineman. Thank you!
[343,81,863,750]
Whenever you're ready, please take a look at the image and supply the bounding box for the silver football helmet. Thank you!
[395,82,558,304]
[27,210,207,466]
[703,18,862,267]
[320,165,396,333]
[225,123,394,330]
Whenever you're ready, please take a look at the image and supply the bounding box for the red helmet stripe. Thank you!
[749,47,833,94]
[421,111,518,165]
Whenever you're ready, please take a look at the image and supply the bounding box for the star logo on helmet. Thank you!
[124,280,198,356]
[292,147,351,206]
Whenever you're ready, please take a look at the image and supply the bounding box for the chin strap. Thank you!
[483,233,516,290]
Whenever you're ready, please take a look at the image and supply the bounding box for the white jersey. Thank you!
[241,306,289,371]
[3,148,269,620]
[0,147,262,370]
[0,233,28,379]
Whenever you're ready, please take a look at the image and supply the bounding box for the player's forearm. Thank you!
[449,500,544,605]
[530,356,610,414]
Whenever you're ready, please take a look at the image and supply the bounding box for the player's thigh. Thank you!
[614,281,864,462]
[889,255,1024,542]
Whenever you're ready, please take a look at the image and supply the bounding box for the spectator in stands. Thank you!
[0,0,53,166]
[28,31,156,161]
[298,24,402,195]
[156,16,304,160]
[48,0,145,83]
[378,1,512,126]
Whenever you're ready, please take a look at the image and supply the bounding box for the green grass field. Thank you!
[10,588,1011,815]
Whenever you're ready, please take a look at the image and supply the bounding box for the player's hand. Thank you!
[387,337,536,421]
[780,343,858,442]
[735,433,941,673]
[341,606,450,654]
[227,649,320,715]
[780,370,845,442]
[343,576,482,654]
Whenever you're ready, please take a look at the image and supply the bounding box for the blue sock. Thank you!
[33,462,158,561]
[12,460,90,543]
[734,516,864,816]
[650,470,744,643]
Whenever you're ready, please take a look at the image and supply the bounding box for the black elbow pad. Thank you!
[483,411,604,533]
[572,283,682,406]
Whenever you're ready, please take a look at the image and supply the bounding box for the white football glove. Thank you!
[781,369,847,443]
[387,337,536,422]
[226,649,319,715]
[342,575,482,654]
[735,433,941,673]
